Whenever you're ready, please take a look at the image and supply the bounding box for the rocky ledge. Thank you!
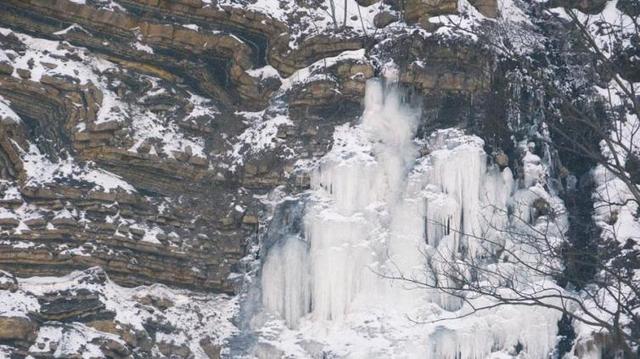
[0,267,236,358]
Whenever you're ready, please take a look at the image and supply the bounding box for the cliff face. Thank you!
[0,0,495,291]
[0,0,628,357]
[0,2,498,354]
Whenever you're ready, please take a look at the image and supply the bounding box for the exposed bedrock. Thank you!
[0,37,254,292]
[0,0,375,109]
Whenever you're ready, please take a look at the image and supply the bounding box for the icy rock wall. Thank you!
[259,78,563,357]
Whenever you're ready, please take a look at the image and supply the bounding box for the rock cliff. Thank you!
[0,0,634,357]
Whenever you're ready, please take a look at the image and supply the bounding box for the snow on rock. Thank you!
[185,92,220,122]
[67,0,125,11]
[215,0,382,48]
[497,0,533,24]
[1,28,207,162]
[0,95,20,124]
[229,108,292,167]
[245,65,281,80]
[127,105,206,159]
[0,289,39,318]
[53,24,91,36]
[128,83,209,160]
[0,27,129,133]
[17,268,238,358]
[132,41,154,54]
[128,223,164,244]
[29,324,120,358]
[229,49,370,167]
[1,27,116,85]
[429,0,486,40]
[182,24,200,31]
[280,49,366,92]
[94,0,126,12]
[18,143,136,193]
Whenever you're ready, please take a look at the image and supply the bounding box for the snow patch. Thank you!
[0,95,21,124]
[19,143,136,193]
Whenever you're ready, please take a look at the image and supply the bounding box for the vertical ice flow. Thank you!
[259,78,561,358]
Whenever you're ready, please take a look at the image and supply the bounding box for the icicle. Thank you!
[261,235,310,328]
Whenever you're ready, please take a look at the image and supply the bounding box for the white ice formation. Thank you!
[259,78,566,358]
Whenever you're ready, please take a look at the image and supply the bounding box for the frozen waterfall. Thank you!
[257,78,565,358]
